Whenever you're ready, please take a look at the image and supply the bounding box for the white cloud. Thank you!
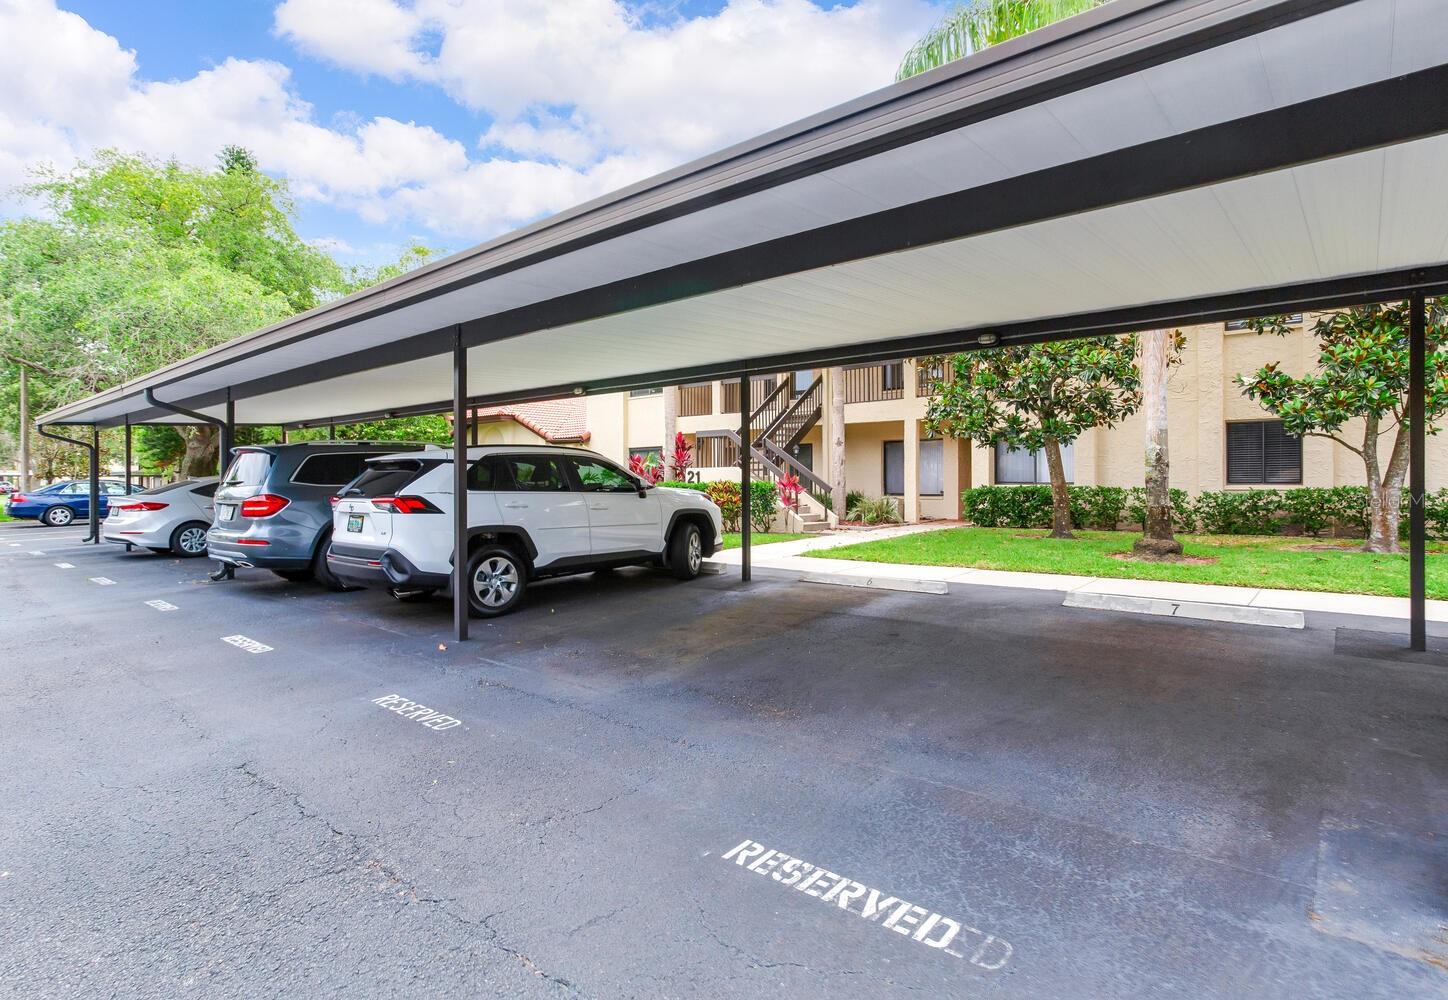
[278,0,937,168]
[0,0,940,241]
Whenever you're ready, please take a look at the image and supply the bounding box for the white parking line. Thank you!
[88,576,116,586]
[719,839,1013,971]
[145,599,179,611]
[221,634,273,654]
[27,551,45,556]
[53,562,74,569]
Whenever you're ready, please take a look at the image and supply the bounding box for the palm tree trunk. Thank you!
[1133,329,1183,558]
[1042,436,1073,539]
[662,386,678,479]
[829,367,845,515]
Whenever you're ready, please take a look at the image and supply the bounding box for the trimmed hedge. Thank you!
[962,484,1448,539]
[661,479,778,532]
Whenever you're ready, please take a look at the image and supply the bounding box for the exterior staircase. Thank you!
[695,373,838,531]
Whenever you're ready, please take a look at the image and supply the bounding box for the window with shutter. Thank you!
[1226,421,1301,484]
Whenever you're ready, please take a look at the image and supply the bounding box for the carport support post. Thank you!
[221,393,234,476]
[452,327,469,642]
[88,425,99,543]
[739,372,751,582]
[1409,289,1427,652]
[124,417,133,551]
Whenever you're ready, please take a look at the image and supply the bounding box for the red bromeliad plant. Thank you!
[778,470,803,510]
[628,451,664,485]
[668,432,693,480]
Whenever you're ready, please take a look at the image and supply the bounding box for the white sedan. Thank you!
[102,477,219,557]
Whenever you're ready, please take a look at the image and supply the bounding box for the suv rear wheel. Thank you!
[312,531,354,592]
[466,545,528,617]
[668,521,704,581]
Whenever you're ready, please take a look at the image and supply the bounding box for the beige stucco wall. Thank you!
[468,418,550,446]
[1072,321,1448,492]
[579,322,1448,521]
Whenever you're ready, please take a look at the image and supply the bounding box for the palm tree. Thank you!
[900,2,1186,553]
[896,0,1106,81]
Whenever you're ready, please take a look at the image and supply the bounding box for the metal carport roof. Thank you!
[37,0,1448,429]
[34,0,1448,648]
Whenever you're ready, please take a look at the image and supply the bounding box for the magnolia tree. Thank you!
[1237,300,1448,553]
[924,336,1142,537]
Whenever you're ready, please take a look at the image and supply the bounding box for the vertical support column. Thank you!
[903,422,920,523]
[124,417,133,551]
[452,327,469,642]
[221,391,235,478]
[739,372,751,582]
[329,420,336,441]
[1409,289,1427,652]
[87,425,100,543]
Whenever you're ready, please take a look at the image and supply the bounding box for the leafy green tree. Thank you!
[896,0,1105,80]
[1236,301,1448,553]
[0,148,436,479]
[924,337,1142,537]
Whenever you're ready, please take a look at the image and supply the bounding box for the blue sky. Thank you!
[2,0,940,265]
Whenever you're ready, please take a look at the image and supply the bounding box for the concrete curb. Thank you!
[800,572,949,595]
[1064,591,1305,629]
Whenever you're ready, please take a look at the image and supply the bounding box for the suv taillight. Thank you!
[371,495,440,514]
[115,501,169,512]
[239,493,290,518]
[329,496,339,508]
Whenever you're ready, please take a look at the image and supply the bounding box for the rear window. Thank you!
[139,479,206,496]
[291,452,380,487]
[190,482,218,498]
[223,451,272,488]
[346,459,433,498]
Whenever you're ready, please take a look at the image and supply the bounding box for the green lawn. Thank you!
[813,527,1448,599]
[721,532,811,550]
[0,506,11,522]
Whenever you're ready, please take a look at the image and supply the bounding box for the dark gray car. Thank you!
[208,442,428,589]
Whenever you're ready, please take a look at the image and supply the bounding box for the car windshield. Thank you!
[221,451,272,488]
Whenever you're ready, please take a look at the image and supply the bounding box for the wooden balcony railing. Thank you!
[842,362,905,403]
[695,431,738,469]
[678,382,713,417]
[721,375,779,414]
[915,359,951,396]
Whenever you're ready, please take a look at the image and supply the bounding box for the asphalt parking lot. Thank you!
[2,520,1446,999]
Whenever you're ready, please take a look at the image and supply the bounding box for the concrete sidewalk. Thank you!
[712,525,1448,623]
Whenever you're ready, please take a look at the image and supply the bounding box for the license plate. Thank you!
[218,503,236,521]
[347,514,363,533]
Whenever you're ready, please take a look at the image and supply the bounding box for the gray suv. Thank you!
[208,442,426,589]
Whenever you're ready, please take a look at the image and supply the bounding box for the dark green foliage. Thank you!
[1192,490,1284,536]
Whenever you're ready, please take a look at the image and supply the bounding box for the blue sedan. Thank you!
[5,480,139,526]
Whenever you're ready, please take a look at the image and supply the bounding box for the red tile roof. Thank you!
[471,398,589,443]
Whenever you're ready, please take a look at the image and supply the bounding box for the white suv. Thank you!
[326,445,724,616]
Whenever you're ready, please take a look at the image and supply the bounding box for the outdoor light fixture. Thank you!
[977,332,1000,347]
[573,387,585,395]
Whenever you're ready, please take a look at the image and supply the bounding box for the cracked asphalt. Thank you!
[2,520,1447,998]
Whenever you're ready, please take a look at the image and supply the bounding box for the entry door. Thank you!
[567,457,662,555]
[495,455,590,568]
